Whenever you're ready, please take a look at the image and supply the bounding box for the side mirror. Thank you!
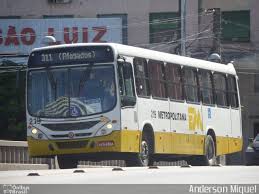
[121,96,136,107]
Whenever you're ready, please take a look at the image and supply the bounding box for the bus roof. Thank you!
[32,43,236,75]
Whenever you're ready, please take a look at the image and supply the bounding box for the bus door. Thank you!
[118,60,139,152]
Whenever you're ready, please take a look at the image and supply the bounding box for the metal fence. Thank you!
[78,160,187,167]
[0,140,55,169]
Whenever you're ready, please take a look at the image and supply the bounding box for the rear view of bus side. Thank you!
[116,44,242,166]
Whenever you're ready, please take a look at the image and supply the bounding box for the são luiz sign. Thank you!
[0,18,122,54]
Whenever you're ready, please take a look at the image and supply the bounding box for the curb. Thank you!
[0,163,49,171]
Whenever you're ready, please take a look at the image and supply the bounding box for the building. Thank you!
[0,0,258,164]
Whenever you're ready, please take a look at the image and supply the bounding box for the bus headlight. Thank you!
[95,123,114,137]
[31,128,38,135]
[29,126,48,140]
[106,123,113,129]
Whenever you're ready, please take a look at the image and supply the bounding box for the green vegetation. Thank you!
[0,71,26,140]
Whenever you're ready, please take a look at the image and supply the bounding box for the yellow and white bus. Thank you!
[26,43,242,168]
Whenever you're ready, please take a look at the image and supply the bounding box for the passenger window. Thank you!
[198,70,214,105]
[213,73,228,107]
[133,58,150,97]
[147,60,167,98]
[227,75,239,108]
[165,63,183,100]
[183,68,199,103]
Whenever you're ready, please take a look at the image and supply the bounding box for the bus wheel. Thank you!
[187,135,217,166]
[125,133,154,167]
[204,135,217,166]
[57,155,78,169]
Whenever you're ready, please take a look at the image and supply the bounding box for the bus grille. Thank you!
[42,121,100,131]
[56,141,88,149]
[51,133,92,138]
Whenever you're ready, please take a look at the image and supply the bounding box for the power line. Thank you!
[1,12,257,72]
[0,11,213,39]
[0,12,254,44]
[150,27,214,49]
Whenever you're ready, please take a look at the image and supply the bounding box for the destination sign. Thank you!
[28,45,114,68]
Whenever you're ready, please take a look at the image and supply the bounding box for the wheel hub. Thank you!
[140,140,149,165]
[206,138,216,165]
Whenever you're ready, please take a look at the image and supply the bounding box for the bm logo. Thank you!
[188,107,203,131]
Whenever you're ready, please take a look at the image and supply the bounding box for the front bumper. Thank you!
[28,130,140,157]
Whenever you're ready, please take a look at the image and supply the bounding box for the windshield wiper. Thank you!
[46,69,57,100]
[78,63,94,96]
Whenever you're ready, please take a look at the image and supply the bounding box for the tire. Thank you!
[57,155,78,169]
[204,135,217,165]
[187,135,217,166]
[125,132,154,167]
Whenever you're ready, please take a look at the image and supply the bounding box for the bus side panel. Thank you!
[215,106,232,155]
[120,106,140,153]
[201,105,230,155]
[229,108,243,153]
[203,106,231,155]
[170,102,204,155]
[187,104,204,155]
[137,97,172,154]
[170,101,188,154]
[216,136,230,155]
[228,137,243,154]
[120,130,141,153]
[151,99,171,154]
[155,132,172,154]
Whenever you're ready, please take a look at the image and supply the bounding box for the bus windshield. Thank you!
[27,64,116,118]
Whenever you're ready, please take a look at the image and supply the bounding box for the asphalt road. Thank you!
[0,166,259,184]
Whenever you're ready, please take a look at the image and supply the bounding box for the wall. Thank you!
[0,0,179,45]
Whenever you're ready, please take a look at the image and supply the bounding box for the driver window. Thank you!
[118,61,136,105]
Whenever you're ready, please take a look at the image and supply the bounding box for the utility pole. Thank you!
[213,8,221,59]
[181,0,187,56]
[207,8,222,63]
